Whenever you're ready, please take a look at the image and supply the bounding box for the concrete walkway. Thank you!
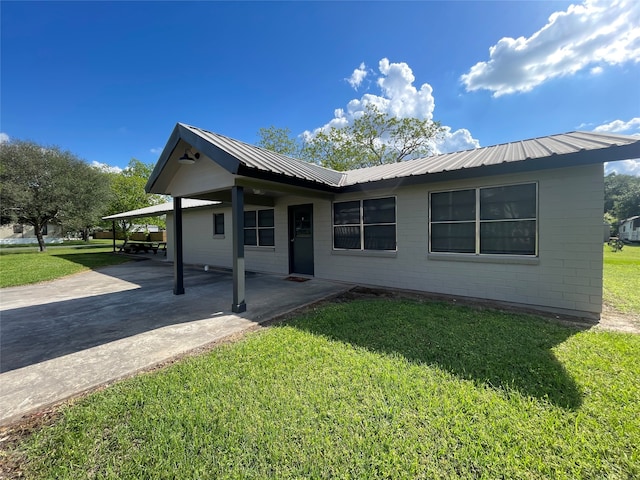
[0,260,351,426]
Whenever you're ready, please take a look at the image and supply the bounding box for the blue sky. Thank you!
[2,0,639,175]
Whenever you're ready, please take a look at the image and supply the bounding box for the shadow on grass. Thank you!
[290,297,585,409]
[54,252,139,270]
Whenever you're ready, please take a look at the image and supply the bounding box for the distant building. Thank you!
[0,222,63,245]
[619,216,640,243]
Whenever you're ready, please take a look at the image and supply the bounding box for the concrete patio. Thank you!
[0,259,351,426]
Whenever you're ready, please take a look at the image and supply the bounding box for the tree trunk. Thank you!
[34,223,47,252]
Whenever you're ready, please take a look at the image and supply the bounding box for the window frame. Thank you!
[244,208,275,247]
[213,213,225,236]
[429,182,538,257]
[332,196,397,252]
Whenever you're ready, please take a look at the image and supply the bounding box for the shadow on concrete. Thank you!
[290,296,586,410]
[0,263,241,373]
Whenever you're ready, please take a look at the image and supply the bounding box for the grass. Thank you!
[603,243,640,314]
[17,300,640,479]
[0,245,131,288]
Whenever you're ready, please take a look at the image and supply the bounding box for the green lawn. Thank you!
[0,245,131,288]
[603,243,640,314]
[17,300,640,479]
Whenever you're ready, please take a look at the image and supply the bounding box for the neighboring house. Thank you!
[138,123,639,319]
[618,216,640,243]
[0,222,63,245]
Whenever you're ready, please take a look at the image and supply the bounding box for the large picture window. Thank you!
[333,197,396,251]
[244,209,275,247]
[430,183,537,256]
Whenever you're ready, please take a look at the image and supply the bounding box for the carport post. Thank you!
[173,196,185,295]
[231,186,246,313]
[112,221,116,253]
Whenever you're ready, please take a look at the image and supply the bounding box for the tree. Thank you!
[256,126,300,157]
[258,105,445,171]
[103,159,166,239]
[604,173,640,224]
[305,105,445,170]
[0,140,110,251]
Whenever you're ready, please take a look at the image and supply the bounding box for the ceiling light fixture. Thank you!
[178,148,200,165]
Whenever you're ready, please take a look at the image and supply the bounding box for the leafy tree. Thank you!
[103,159,166,239]
[604,173,640,224]
[256,126,300,157]
[259,105,445,171]
[0,140,110,251]
[304,105,445,170]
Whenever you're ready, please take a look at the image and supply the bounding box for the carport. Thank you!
[102,199,217,258]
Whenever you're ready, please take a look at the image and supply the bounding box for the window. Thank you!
[333,197,396,251]
[244,209,275,246]
[42,224,48,235]
[13,224,23,234]
[430,183,537,256]
[213,213,224,235]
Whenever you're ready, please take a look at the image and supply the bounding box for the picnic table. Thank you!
[119,240,167,255]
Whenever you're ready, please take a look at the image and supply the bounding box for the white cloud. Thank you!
[305,58,480,155]
[597,117,640,176]
[0,132,9,144]
[346,62,368,89]
[461,0,640,96]
[91,161,122,173]
[605,159,640,176]
[150,147,163,155]
[434,127,481,154]
[594,117,640,134]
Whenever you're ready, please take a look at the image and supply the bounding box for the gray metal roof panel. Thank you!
[340,131,640,186]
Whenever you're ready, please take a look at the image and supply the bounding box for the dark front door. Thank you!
[288,204,314,275]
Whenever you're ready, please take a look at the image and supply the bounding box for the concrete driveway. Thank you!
[0,259,351,425]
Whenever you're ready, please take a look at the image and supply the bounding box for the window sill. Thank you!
[427,253,539,265]
[245,245,275,252]
[332,249,397,258]
[213,234,225,239]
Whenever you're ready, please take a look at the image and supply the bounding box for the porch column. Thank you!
[112,220,116,253]
[173,196,185,295]
[231,186,246,312]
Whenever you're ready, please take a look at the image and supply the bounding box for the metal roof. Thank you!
[340,131,640,186]
[147,124,640,195]
[103,199,219,221]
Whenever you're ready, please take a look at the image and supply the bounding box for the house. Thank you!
[0,221,63,245]
[619,216,640,242]
[144,123,640,319]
